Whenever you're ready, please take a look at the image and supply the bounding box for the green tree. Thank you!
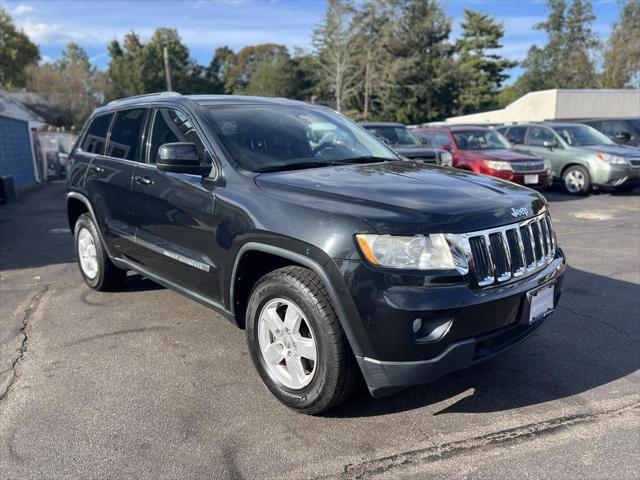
[0,7,40,88]
[601,0,640,88]
[312,0,359,112]
[107,32,146,99]
[207,46,236,93]
[224,44,290,93]
[560,0,598,87]
[382,0,457,123]
[245,58,297,97]
[455,10,516,114]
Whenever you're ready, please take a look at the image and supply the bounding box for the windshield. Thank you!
[628,118,640,132]
[205,105,398,171]
[452,130,511,150]
[364,126,420,146]
[551,125,615,146]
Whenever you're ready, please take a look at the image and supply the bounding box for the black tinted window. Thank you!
[107,109,147,161]
[81,114,113,155]
[505,126,526,144]
[149,108,208,163]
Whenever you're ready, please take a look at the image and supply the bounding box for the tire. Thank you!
[74,213,126,291]
[562,165,591,195]
[246,266,359,414]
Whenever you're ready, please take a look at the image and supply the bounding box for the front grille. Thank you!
[466,212,556,288]
[629,157,640,168]
[511,161,546,173]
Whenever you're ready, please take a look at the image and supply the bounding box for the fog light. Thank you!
[412,318,423,333]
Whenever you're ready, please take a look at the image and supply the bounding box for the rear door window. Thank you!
[504,126,526,144]
[107,109,148,161]
[526,126,556,146]
[80,114,113,155]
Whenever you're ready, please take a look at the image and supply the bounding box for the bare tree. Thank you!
[311,0,359,112]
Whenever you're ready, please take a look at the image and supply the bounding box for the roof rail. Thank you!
[107,91,181,106]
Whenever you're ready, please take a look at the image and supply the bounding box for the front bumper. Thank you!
[592,162,640,186]
[333,249,566,395]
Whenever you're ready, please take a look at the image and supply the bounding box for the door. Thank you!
[82,109,147,256]
[131,107,221,301]
[523,126,566,178]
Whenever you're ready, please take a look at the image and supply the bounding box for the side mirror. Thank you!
[615,131,631,141]
[157,142,211,176]
[542,140,558,149]
[441,144,452,151]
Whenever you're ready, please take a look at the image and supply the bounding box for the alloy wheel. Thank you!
[257,298,318,389]
[77,228,98,279]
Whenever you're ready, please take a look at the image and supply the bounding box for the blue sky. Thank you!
[2,0,620,82]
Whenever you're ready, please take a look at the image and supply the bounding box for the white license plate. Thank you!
[529,284,555,324]
[525,174,539,184]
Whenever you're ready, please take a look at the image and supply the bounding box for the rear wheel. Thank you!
[562,165,591,195]
[246,266,359,414]
[74,213,126,291]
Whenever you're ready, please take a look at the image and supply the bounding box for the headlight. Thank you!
[439,151,453,166]
[356,233,468,271]
[483,160,513,171]
[596,153,627,165]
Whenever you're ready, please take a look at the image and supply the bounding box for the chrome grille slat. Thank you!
[465,211,556,288]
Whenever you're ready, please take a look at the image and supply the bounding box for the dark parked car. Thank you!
[360,122,449,166]
[67,93,565,414]
[413,125,551,190]
[577,118,640,147]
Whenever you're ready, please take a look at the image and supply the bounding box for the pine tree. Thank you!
[455,10,517,114]
[382,0,457,123]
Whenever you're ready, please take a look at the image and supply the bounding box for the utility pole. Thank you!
[163,46,173,92]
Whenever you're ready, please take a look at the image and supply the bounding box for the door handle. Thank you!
[135,176,153,186]
[89,166,104,173]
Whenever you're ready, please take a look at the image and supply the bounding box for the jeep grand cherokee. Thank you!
[67,93,566,414]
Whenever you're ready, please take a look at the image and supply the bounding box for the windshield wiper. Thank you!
[333,156,395,164]
[254,161,338,173]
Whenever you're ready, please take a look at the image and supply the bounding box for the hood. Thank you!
[464,149,543,162]
[392,145,437,159]
[255,161,546,234]
[582,144,640,157]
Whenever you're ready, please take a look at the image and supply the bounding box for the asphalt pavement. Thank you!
[1,181,638,479]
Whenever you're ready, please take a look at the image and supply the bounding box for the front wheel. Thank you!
[246,266,359,414]
[74,213,126,291]
[562,165,591,195]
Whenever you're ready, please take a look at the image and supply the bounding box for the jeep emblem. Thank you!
[511,207,529,218]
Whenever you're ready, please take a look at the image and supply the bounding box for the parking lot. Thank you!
[0,181,638,479]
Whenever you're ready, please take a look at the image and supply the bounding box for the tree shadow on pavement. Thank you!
[326,265,640,418]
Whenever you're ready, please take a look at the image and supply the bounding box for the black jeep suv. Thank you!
[67,93,566,414]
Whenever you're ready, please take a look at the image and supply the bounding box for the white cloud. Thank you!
[11,4,36,16]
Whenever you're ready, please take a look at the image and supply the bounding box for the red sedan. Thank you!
[413,126,551,189]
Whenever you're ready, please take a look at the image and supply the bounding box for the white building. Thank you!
[445,89,640,125]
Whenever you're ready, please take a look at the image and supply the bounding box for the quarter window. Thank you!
[107,109,148,161]
[526,127,556,147]
[80,114,113,155]
[148,108,208,163]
